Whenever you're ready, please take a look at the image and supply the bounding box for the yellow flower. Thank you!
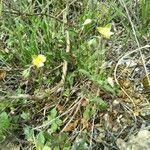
[97,24,114,39]
[32,54,46,68]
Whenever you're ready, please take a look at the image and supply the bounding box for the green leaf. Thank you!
[37,132,45,145]
[36,145,42,150]
[0,112,9,129]
[105,23,112,28]
[42,145,52,150]
[54,146,60,150]
[56,118,62,126]
[22,68,30,78]
[103,83,115,94]
[23,126,34,142]
[90,97,108,110]
[88,38,98,49]
[0,101,13,109]
[0,112,10,141]
[78,69,91,78]
[83,104,95,119]
[63,146,71,150]
[21,111,30,121]
[50,108,57,119]
[50,122,58,133]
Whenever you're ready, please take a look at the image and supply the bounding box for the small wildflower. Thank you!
[97,24,114,39]
[32,54,46,68]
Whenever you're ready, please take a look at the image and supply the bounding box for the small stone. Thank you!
[140,105,150,119]
[116,138,126,150]
[113,99,120,106]
[137,130,150,138]
[116,130,150,150]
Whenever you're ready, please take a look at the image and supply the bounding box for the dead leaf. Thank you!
[81,118,89,129]
[56,104,64,113]
[63,120,78,132]
[81,99,88,107]
[0,69,7,80]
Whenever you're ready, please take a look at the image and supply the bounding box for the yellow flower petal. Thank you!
[38,54,46,62]
[97,24,114,39]
[37,62,44,68]
[32,54,46,68]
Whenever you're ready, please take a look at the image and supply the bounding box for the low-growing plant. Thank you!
[0,112,10,141]
[1,0,149,149]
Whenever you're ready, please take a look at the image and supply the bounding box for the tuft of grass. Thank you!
[140,0,150,28]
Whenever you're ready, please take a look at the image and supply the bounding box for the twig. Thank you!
[60,100,81,132]
[33,96,83,130]
[60,1,70,85]
[61,31,70,84]
[89,113,96,150]
[0,94,39,101]
[0,82,63,101]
